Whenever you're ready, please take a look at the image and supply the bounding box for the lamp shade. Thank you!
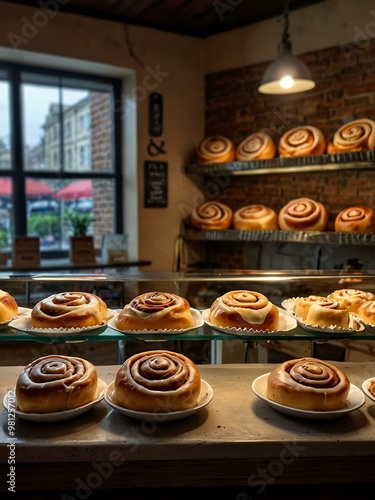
[258,52,315,94]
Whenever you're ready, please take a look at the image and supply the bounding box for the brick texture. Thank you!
[201,39,375,269]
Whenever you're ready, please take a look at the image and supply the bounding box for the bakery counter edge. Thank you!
[1,362,375,491]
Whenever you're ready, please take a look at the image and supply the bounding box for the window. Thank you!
[0,62,122,256]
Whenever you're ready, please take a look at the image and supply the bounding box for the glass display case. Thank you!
[1,268,375,344]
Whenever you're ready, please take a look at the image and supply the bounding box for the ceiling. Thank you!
[6,0,326,38]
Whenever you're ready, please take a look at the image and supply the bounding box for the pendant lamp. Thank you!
[258,0,315,95]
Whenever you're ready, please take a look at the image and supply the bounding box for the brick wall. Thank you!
[90,92,114,247]
[201,39,375,268]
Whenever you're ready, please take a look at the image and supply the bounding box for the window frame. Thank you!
[0,61,123,259]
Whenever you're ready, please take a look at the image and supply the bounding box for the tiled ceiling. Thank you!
[5,0,327,37]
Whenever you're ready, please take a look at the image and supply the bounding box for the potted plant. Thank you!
[64,209,95,265]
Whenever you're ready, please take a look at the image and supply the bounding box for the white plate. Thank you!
[2,378,107,422]
[104,379,213,422]
[0,307,31,331]
[201,307,296,335]
[252,373,365,420]
[8,310,115,337]
[107,308,204,335]
[281,298,364,334]
[362,377,375,403]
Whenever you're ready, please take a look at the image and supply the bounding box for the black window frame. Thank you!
[0,60,123,259]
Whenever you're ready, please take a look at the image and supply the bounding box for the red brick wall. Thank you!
[201,39,375,268]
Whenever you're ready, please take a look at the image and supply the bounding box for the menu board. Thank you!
[144,161,168,208]
[12,236,40,268]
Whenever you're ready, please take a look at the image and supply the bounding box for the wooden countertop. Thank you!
[1,362,375,493]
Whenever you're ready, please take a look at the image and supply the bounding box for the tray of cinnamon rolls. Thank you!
[194,118,375,165]
[281,288,375,334]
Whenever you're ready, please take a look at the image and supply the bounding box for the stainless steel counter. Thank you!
[1,362,375,493]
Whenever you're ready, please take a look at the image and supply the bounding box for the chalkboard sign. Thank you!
[144,161,168,207]
[149,93,163,137]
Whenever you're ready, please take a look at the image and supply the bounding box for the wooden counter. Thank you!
[1,362,375,495]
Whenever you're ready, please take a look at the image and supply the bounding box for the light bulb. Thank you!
[280,75,294,89]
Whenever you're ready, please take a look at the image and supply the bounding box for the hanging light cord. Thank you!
[280,0,291,53]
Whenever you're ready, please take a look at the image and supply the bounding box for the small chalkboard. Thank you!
[144,161,168,207]
[149,93,163,137]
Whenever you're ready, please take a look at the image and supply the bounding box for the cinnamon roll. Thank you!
[278,125,326,157]
[267,357,350,411]
[16,355,98,413]
[334,206,375,233]
[31,292,108,329]
[356,300,375,326]
[278,197,328,231]
[115,350,201,412]
[209,290,279,331]
[327,118,375,153]
[196,136,235,163]
[233,204,279,230]
[328,289,375,314]
[294,295,349,328]
[235,132,276,161]
[116,292,194,331]
[0,289,18,322]
[190,201,233,230]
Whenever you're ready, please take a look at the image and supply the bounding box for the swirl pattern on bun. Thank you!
[116,292,194,331]
[334,205,375,233]
[235,132,276,161]
[196,136,235,163]
[278,126,326,157]
[328,289,375,314]
[31,292,108,329]
[209,290,279,331]
[115,350,201,412]
[267,357,350,411]
[0,289,18,322]
[278,197,328,232]
[233,204,279,230]
[296,296,349,328]
[190,201,233,230]
[16,355,98,413]
[327,118,375,153]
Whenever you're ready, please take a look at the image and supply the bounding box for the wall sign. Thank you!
[149,93,163,137]
[144,161,168,208]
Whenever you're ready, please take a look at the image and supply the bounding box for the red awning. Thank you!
[55,180,93,200]
[0,178,53,196]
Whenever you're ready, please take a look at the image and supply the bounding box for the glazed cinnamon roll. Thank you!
[196,136,235,163]
[235,132,276,161]
[116,292,194,331]
[190,201,233,230]
[327,118,375,153]
[0,289,18,322]
[278,197,328,231]
[233,204,279,230]
[278,125,326,157]
[294,296,349,328]
[16,355,98,413]
[328,289,375,314]
[31,292,108,329]
[115,350,201,412]
[356,300,375,325]
[334,206,375,233]
[209,290,279,331]
[267,357,350,411]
